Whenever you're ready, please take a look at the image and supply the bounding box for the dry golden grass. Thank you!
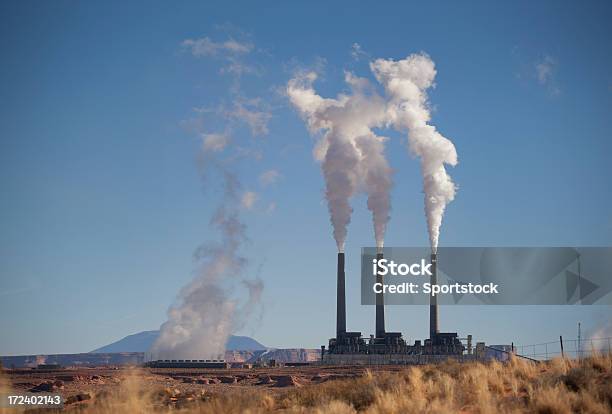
[1,354,611,413]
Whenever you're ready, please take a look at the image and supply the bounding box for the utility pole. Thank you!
[578,322,582,359]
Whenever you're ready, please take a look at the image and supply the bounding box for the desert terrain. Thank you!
[2,354,611,413]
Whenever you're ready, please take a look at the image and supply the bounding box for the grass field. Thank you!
[2,354,611,413]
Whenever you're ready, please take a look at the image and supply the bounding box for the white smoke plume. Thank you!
[150,169,262,360]
[151,32,267,361]
[371,54,458,252]
[588,320,612,352]
[287,71,392,252]
[356,134,392,252]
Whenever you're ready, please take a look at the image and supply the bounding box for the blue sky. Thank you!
[1,1,611,355]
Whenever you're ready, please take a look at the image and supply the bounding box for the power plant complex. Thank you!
[321,251,480,364]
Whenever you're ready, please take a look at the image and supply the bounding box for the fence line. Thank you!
[512,336,611,361]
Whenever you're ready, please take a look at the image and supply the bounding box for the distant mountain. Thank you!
[91,330,267,353]
[91,330,159,353]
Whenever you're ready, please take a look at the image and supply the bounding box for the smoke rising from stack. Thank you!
[287,72,392,251]
[288,54,456,253]
[371,54,458,253]
[356,135,392,252]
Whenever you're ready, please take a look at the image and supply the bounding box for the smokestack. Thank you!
[429,253,439,340]
[336,252,346,337]
[375,252,385,338]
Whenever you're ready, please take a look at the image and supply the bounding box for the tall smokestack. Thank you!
[375,252,385,338]
[336,252,346,337]
[429,253,439,340]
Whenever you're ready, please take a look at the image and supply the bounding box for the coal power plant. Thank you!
[288,52,471,364]
[322,251,476,365]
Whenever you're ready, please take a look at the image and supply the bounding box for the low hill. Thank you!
[91,331,267,353]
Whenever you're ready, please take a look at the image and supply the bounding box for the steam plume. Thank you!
[371,54,458,252]
[150,169,262,360]
[355,134,392,251]
[287,72,392,251]
[151,33,266,361]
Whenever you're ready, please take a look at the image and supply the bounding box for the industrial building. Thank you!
[321,251,482,364]
[144,359,230,369]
